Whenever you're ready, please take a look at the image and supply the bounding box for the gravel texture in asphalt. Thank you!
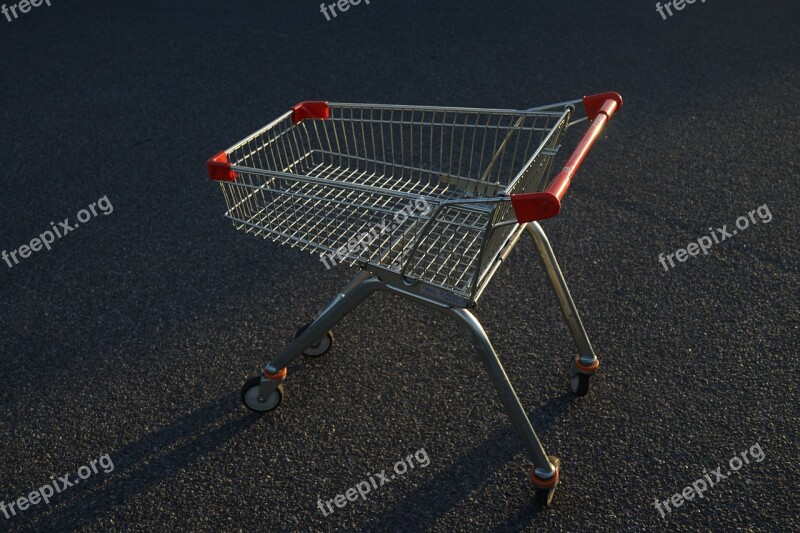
[0,0,797,531]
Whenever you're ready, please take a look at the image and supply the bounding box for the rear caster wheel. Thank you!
[532,456,561,507]
[569,357,594,397]
[241,376,284,413]
[295,323,333,357]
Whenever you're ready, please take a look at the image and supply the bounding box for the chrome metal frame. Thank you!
[260,221,599,478]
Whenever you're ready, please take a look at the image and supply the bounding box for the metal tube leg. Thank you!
[447,307,556,478]
[264,273,383,373]
[314,269,373,319]
[525,222,598,367]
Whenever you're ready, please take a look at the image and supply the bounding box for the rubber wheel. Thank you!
[295,324,333,357]
[569,358,591,397]
[240,376,284,413]
[534,456,561,507]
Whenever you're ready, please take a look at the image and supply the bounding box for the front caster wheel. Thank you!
[241,376,284,413]
[568,357,594,397]
[532,456,561,508]
[295,324,334,357]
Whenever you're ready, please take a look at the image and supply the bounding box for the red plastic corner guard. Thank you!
[207,151,237,182]
[291,101,330,124]
[511,192,561,223]
[583,92,623,121]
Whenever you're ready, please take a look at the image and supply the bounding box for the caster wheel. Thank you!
[295,324,333,357]
[241,376,284,413]
[533,456,561,508]
[569,358,592,397]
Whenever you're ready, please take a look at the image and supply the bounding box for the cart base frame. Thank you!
[254,221,599,494]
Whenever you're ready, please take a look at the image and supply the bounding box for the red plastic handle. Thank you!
[207,151,237,182]
[511,92,622,223]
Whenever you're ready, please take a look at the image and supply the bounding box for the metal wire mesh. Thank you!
[217,103,573,300]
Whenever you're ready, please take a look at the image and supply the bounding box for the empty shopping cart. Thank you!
[207,92,622,506]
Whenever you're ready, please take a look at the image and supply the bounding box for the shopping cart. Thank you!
[207,92,622,506]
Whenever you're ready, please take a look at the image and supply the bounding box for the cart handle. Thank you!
[510,92,622,223]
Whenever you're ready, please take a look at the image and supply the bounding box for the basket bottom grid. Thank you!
[224,167,493,297]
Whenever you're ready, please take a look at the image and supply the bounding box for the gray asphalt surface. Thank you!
[1,0,798,531]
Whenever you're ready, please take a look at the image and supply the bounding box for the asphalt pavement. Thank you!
[0,0,798,531]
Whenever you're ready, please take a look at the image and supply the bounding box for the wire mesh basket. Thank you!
[208,101,579,303]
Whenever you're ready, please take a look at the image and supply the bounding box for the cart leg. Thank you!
[313,270,374,320]
[446,307,558,484]
[263,272,382,376]
[525,222,598,370]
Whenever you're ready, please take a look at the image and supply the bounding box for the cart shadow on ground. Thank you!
[9,339,577,532]
[361,391,576,532]
[14,393,260,532]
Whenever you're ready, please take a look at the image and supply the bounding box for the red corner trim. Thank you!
[582,92,623,121]
[510,192,562,223]
[207,151,237,182]
[291,101,330,124]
